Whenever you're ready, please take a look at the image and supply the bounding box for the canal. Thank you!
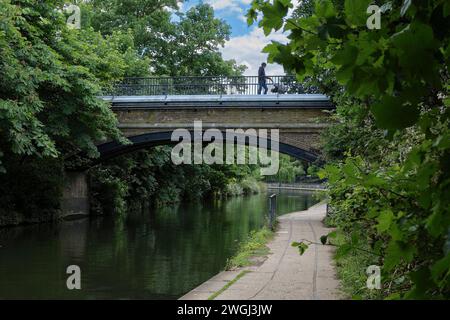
[0,190,319,299]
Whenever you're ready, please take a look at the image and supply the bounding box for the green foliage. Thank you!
[0,0,128,166]
[89,146,264,213]
[90,167,129,215]
[250,0,450,298]
[332,232,383,299]
[0,155,64,226]
[291,241,309,255]
[208,270,251,300]
[344,0,371,26]
[265,154,305,182]
[85,1,246,76]
[0,0,140,220]
[226,227,274,270]
[0,0,248,222]
[224,180,245,197]
[240,177,262,195]
[306,164,320,177]
[80,1,251,214]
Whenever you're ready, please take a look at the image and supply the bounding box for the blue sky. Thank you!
[181,0,254,37]
[173,0,292,76]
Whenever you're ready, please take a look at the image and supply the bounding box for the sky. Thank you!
[174,0,292,76]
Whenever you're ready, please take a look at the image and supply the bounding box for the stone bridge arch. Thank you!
[95,131,319,164]
[62,94,334,217]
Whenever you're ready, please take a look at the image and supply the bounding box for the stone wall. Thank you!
[61,172,90,218]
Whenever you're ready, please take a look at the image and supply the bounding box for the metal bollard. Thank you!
[268,194,277,230]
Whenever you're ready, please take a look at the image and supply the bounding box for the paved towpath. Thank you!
[180,203,342,300]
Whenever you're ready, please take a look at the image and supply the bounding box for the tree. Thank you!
[0,0,137,221]
[0,0,134,164]
[248,0,450,298]
[157,4,246,76]
[85,1,246,76]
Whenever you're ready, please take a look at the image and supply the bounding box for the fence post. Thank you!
[268,194,277,230]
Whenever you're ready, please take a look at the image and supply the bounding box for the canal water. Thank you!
[0,190,318,299]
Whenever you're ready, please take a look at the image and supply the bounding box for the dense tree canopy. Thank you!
[0,0,253,223]
[0,0,138,167]
[83,1,246,76]
[248,0,449,298]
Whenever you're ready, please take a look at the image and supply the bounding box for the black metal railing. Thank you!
[103,75,320,96]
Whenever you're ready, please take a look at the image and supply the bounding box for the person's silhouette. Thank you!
[257,63,272,94]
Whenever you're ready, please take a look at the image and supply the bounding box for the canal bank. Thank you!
[180,203,342,300]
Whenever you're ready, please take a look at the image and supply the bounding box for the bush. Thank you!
[240,177,261,195]
[224,181,244,197]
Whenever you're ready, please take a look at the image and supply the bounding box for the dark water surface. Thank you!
[0,190,318,299]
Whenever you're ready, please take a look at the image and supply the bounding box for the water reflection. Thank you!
[0,190,318,299]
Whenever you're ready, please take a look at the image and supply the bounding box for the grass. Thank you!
[331,231,383,300]
[225,226,274,270]
[207,270,251,300]
[207,226,274,300]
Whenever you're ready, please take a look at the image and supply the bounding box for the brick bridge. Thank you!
[97,94,334,163]
[62,76,334,216]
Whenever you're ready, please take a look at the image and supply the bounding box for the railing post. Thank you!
[268,194,277,230]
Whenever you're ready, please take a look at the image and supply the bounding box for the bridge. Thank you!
[97,75,333,162]
[63,76,334,216]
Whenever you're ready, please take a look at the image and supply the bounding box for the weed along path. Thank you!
[180,203,342,300]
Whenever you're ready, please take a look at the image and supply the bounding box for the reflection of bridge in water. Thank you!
[62,76,334,217]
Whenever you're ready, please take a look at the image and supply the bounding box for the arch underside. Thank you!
[95,131,318,165]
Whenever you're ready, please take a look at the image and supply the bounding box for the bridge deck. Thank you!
[102,94,333,109]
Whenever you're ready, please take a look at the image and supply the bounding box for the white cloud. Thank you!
[165,1,184,12]
[221,27,288,76]
[219,0,303,76]
[171,0,302,76]
[205,0,243,13]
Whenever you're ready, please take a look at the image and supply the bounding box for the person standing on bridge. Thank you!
[258,63,272,95]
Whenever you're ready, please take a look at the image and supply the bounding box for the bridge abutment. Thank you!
[61,171,90,217]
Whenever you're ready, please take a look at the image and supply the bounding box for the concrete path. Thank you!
[180,203,342,300]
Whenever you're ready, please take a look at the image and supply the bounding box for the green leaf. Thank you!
[320,235,328,245]
[426,208,448,238]
[315,0,336,19]
[364,173,385,187]
[384,241,416,271]
[259,1,290,34]
[291,241,310,255]
[376,209,395,233]
[433,134,450,149]
[344,0,372,26]
[336,244,352,259]
[246,8,258,25]
[431,254,450,285]
[405,267,433,299]
[327,231,337,239]
[389,223,403,241]
[331,44,359,66]
[371,96,419,130]
[391,22,438,83]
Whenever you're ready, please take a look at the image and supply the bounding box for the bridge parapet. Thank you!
[102,94,333,109]
[103,75,321,96]
[98,81,334,164]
